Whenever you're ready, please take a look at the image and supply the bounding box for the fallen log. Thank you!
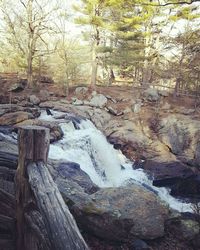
[0,179,15,195]
[0,166,16,181]
[0,188,15,218]
[0,151,18,169]
[16,125,89,250]
[0,214,16,236]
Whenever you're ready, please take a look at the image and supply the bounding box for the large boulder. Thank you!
[144,160,195,187]
[72,185,169,241]
[158,114,200,167]
[0,111,33,125]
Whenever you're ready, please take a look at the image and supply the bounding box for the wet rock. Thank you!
[0,111,33,125]
[144,160,195,187]
[170,175,200,198]
[73,185,169,241]
[56,161,99,194]
[90,94,107,108]
[0,126,13,135]
[131,239,151,250]
[29,95,40,105]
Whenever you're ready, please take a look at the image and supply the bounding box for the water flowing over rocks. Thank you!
[1,85,200,249]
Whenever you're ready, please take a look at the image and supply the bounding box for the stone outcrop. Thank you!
[72,185,169,241]
[0,111,34,125]
[158,114,200,167]
[89,94,107,108]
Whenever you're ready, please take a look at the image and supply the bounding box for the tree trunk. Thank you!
[27,53,33,87]
[91,45,98,87]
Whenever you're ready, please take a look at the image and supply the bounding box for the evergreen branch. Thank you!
[137,0,200,7]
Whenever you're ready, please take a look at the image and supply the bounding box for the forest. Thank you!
[0,0,200,96]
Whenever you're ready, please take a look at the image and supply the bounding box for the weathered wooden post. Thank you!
[15,126,89,250]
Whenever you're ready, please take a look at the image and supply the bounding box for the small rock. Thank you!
[131,239,151,250]
[39,90,50,102]
[132,103,142,113]
[29,95,40,105]
[75,87,88,95]
[73,99,83,106]
[39,101,55,109]
[90,94,107,108]
[144,88,159,102]
[158,89,169,97]
[106,95,117,103]
[107,106,123,116]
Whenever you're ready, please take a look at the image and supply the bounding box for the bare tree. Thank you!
[1,0,59,87]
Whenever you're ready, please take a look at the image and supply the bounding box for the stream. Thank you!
[40,110,193,213]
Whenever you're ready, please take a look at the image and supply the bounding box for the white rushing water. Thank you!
[40,110,193,212]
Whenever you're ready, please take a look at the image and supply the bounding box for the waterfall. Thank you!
[40,110,193,212]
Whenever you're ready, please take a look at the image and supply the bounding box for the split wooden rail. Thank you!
[15,126,89,250]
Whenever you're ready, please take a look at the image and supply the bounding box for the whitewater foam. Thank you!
[40,110,193,212]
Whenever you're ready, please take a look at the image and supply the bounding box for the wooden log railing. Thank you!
[15,126,89,250]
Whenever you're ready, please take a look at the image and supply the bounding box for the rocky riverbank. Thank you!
[0,84,200,249]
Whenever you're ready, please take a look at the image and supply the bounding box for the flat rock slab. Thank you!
[0,111,33,125]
